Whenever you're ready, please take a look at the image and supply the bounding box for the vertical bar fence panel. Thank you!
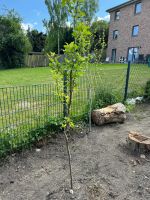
[1,62,150,155]
[127,62,150,99]
[0,84,63,155]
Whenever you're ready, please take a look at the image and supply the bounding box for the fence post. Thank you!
[87,86,92,132]
[63,70,68,117]
[124,61,131,102]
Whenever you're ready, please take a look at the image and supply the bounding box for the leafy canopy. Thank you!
[48,21,91,121]
[62,0,99,25]
[44,0,68,54]
[0,10,31,68]
[27,29,46,52]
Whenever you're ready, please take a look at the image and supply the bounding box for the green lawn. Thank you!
[0,63,126,86]
[0,67,52,86]
[0,63,150,155]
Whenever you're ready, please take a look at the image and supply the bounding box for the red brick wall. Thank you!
[107,0,150,62]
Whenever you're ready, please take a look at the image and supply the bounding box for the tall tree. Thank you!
[0,10,31,68]
[91,20,109,50]
[82,0,99,24]
[44,0,99,53]
[45,26,73,53]
[62,0,99,27]
[44,0,67,55]
[90,20,109,62]
[27,29,46,52]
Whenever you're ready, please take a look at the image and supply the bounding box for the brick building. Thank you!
[106,0,150,63]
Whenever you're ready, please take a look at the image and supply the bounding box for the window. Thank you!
[113,30,118,39]
[135,2,142,14]
[132,25,139,37]
[115,11,120,20]
[128,47,139,62]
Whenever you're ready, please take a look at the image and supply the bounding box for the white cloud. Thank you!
[21,23,33,31]
[21,22,38,31]
[97,14,110,21]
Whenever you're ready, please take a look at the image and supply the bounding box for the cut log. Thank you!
[128,131,150,153]
[91,103,126,126]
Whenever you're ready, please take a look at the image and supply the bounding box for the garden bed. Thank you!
[0,103,150,200]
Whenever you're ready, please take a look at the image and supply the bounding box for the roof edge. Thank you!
[106,0,139,13]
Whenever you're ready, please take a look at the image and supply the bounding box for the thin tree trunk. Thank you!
[64,127,73,190]
[63,70,73,190]
[58,28,60,55]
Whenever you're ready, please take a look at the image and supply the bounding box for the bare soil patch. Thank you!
[0,104,150,200]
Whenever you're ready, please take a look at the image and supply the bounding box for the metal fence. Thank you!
[127,62,150,99]
[0,62,150,155]
[0,84,62,154]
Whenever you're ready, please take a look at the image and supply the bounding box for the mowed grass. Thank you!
[0,63,150,155]
[0,63,127,86]
[0,67,53,86]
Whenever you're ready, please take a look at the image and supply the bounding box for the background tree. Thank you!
[62,0,98,27]
[90,20,109,62]
[44,0,98,54]
[0,10,31,68]
[27,29,46,52]
[82,0,99,24]
[45,26,74,53]
[44,0,67,55]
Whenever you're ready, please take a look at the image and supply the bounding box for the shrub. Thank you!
[91,87,120,110]
[82,87,120,123]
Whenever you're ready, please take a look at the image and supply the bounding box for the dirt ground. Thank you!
[0,104,150,200]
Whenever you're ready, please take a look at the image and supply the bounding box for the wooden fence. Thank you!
[25,55,49,67]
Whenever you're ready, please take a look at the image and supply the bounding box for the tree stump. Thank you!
[128,131,150,153]
[91,103,126,126]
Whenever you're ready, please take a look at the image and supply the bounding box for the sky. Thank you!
[0,0,128,32]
